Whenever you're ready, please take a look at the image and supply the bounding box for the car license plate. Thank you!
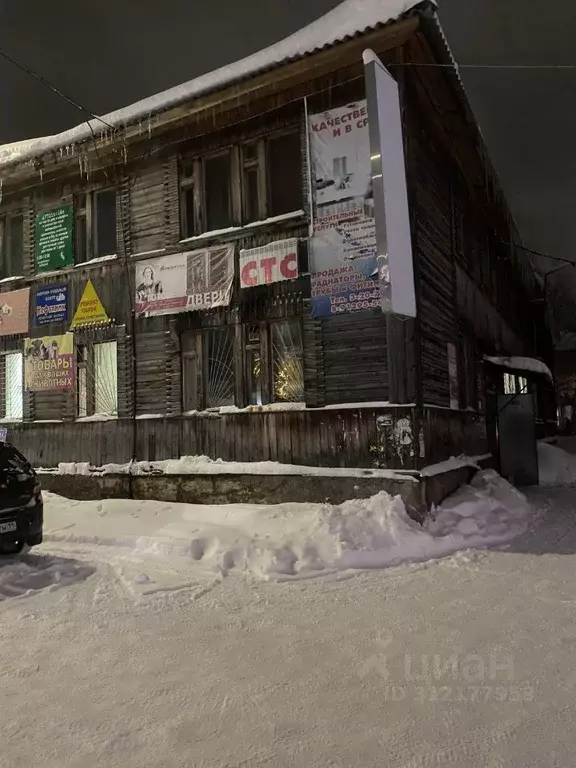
[0,521,17,534]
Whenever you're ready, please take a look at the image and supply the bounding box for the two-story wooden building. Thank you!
[0,0,553,470]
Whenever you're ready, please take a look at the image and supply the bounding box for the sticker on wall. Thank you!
[70,280,110,329]
[35,284,68,325]
[24,333,75,392]
[0,288,30,336]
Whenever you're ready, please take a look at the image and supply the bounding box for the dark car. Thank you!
[0,442,43,555]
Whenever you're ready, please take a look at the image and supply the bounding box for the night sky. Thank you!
[1,0,575,286]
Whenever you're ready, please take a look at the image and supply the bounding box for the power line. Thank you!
[0,47,113,130]
[398,62,576,70]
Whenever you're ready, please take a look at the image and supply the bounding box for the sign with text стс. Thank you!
[35,206,74,274]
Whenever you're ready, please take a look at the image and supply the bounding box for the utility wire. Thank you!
[0,47,114,130]
[397,62,576,70]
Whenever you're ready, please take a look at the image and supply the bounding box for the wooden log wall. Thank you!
[3,406,418,470]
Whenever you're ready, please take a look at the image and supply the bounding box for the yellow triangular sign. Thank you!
[70,280,110,329]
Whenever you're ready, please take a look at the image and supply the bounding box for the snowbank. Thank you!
[48,455,416,481]
[538,442,576,486]
[42,470,531,582]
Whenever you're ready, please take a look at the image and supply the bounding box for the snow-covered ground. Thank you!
[1,466,576,766]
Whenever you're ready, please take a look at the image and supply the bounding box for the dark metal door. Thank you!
[497,394,539,486]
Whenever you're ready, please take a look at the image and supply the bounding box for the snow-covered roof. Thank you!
[0,0,434,171]
[484,356,554,383]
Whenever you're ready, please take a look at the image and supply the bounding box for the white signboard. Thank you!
[240,238,299,288]
[135,245,235,317]
[364,49,416,318]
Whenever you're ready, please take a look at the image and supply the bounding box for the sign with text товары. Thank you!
[24,333,74,392]
[35,205,74,274]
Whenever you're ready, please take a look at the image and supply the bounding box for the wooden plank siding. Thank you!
[3,406,418,470]
[0,18,548,469]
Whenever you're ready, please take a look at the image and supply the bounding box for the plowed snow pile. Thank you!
[43,470,531,581]
[538,441,576,485]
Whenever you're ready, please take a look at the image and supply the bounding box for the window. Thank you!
[0,214,24,279]
[75,190,117,263]
[5,352,23,420]
[271,319,304,402]
[204,152,233,232]
[180,129,302,235]
[180,159,199,239]
[76,341,118,417]
[504,373,516,395]
[267,131,302,217]
[181,320,304,411]
[205,328,235,408]
[242,142,264,223]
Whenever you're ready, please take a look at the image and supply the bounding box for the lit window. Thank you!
[76,341,118,417]
[272,319,304,402]
[5,352,23,420]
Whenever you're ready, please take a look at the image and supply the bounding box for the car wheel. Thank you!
[0,539,25,556]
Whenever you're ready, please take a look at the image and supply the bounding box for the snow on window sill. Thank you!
[76,414,118,422]
[0,418,23,423]
[73,254,118,267]
[179,210,305,245]
[0,275,25,284]
[131,248,167,259]
[135,414,165,420]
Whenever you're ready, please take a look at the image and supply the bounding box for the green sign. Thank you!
[35,205,74,273]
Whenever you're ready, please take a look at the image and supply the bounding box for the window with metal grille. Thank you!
[76,341,118,417]
[271,319,304,403]
[205,327,235,408]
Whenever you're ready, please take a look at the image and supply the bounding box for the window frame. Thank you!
[75,339,118,419]
[74,188,118,264]
[181,318,305,412]
[179,126,302,237]
[0,212,24,279]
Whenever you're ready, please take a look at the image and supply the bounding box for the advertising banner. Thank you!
[24,333,74,392]
[308,101,378,318]
[35,205,74,273]
[35,284,68,325]
[240,238,299,288]
[310,209,379,316]
[135,245,235,317]
[0,288,30,336]
[70,280,110,329]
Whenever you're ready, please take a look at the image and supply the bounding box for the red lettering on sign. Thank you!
[241,261,258,286]
[279,253,298,279]
[261,257,276,284]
